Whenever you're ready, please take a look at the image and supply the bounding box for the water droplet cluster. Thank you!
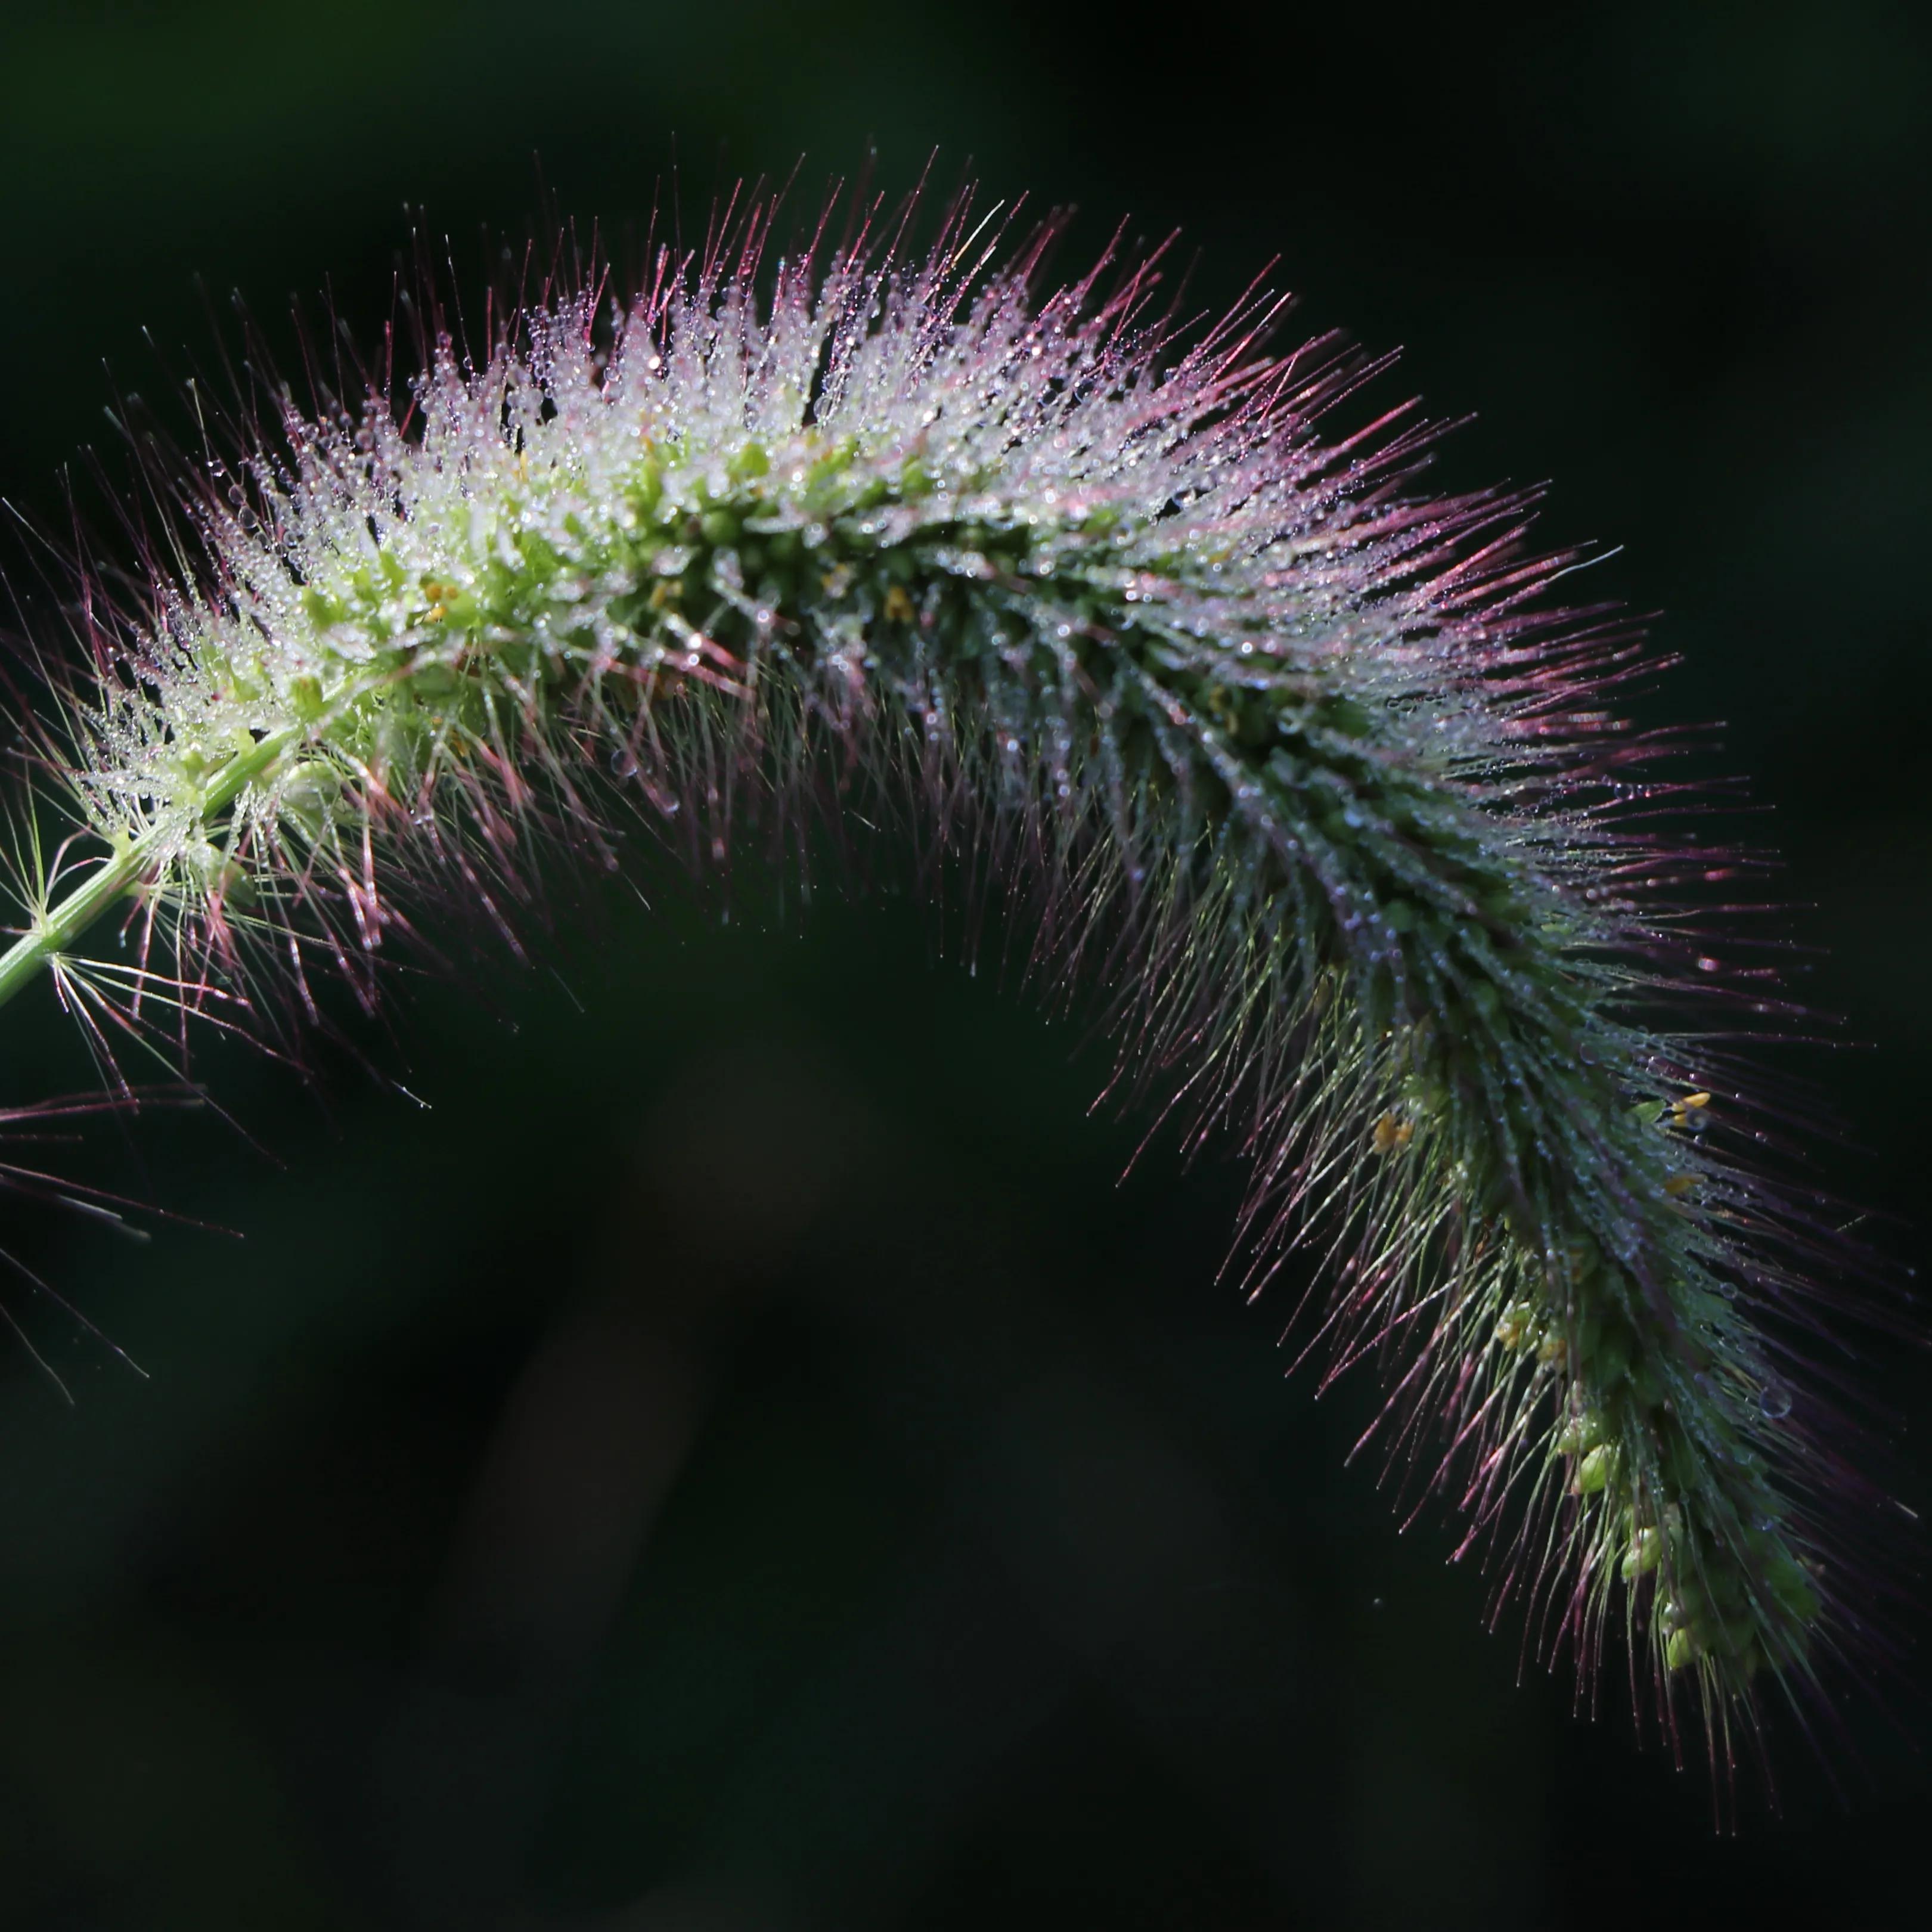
[2,200,1865,1756]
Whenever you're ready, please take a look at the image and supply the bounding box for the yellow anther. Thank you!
[882,584,916,624]
[1493,1302,1537,1352]
[1371,1112,1414,1156]
[1669,1090,1712,1123]
[1664,1173,1698,1198]
[1537,1332,1568,1368]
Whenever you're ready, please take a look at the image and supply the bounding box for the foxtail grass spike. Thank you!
[0,188,1887,1769]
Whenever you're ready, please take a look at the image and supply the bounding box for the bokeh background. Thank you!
[0,1,1926,1925]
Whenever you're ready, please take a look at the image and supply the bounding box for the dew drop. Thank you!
[1759,1381,1793,1421]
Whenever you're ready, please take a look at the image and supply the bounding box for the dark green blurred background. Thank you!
[0,2,1925,1925]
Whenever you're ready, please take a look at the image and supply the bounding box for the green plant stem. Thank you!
[0,723,305,1013]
